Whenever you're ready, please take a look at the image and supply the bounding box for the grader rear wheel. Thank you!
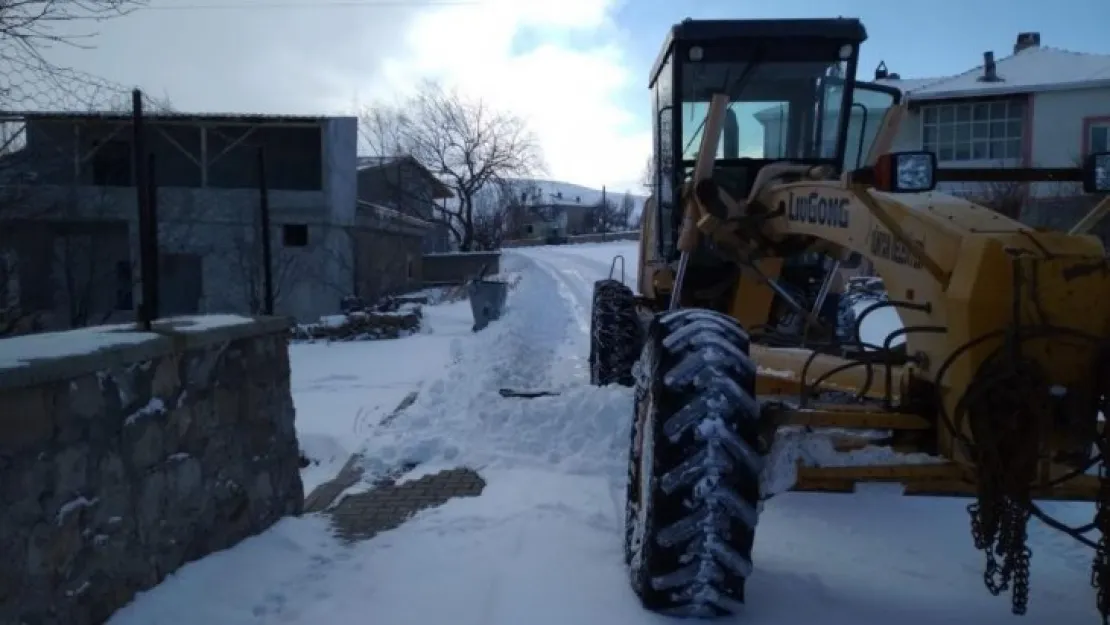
[625,308,764,617]
[589,279,641,387]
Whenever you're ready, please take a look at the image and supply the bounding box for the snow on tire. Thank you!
[625,308,763,618]
[589,279,642,387]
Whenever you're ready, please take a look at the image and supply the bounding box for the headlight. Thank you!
[1085,152,1110,194]
[894,153,936,192]
[871,151,937,193]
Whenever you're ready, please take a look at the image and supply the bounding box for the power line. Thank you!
[142,0,478,10]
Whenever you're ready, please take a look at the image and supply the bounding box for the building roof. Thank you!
[356,201,433,230]
[357,156,404,168]
[1,111,349,124]
[357,154,453,200]
[877,44,1110,101]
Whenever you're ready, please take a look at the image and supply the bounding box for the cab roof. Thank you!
[649,18,869,87]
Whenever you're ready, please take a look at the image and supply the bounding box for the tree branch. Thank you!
[359,80,545,251]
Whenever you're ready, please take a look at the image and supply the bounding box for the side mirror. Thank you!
[1083,152,1110,194]
[873,151,937,193]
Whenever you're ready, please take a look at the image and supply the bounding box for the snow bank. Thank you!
[291,300,473,492]
[352,252,633,488]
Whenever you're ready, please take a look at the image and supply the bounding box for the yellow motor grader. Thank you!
[586,17,1110,620]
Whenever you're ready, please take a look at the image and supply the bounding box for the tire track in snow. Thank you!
[510,248,637,537]
[517,252,594,337]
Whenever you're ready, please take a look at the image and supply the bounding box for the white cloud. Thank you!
[30,0,650,193]
[374,0,651,193]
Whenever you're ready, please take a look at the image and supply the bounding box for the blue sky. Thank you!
[611,0,1110,102]
[617,0,1110,157]
[500,0,1110,189]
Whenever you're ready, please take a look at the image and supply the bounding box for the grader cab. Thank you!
[587,17,1110,620]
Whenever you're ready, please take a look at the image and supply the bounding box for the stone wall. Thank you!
[0,316,304,625]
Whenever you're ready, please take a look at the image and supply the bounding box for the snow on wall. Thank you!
[0,315,255,371]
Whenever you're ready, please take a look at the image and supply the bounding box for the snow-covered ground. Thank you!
[109,242,1100,625]
[291,299,475,493]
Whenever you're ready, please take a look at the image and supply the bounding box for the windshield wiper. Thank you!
[680,54,765,157]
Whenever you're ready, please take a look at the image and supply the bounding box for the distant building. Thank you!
[505,187,595,240]
[355,155,454,253]
[756,31,1110,225]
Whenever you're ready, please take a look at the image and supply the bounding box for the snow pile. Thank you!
[291,307,423,342]
[291,299,473,492]
[761,426,942,497]
[353,252,634,487]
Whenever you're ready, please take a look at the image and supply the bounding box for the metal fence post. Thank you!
[147,151,160,319]
[131,88,158,330]
[257,147,274,315]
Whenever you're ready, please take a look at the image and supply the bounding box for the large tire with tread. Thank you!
[589,279,642,387]
[624,308,763,617]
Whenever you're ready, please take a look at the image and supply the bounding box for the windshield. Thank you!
[680,59,850,163]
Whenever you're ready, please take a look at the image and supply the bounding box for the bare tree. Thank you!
[1,0,159,334]
[584,194,632,234]
[971,180,1027,220]
[1,0,144,46]
[471,179,520,251]
[227,227,303,315]
[360,81,544,251]
[618,191,636,229]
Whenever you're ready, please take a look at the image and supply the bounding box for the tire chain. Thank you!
[965,358,1040,616]
[592,283,640,386]
[1093,427,1110,624]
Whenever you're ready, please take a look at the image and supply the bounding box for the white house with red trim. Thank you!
[877,31,1110,200]
[755,32,1109,197]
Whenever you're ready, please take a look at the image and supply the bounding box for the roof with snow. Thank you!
[754,38,1110,122]
[356,200,433,230]
[877,41,1110,101]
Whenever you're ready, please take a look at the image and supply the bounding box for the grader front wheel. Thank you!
[625,308,765,617]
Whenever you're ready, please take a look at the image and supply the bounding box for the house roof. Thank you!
[356,201,433,230]
[753,43,1110,123]
[356,154,453,200]
[877,45,1110,101]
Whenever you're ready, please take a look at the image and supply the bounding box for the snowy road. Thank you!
[110,242,1100,625]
